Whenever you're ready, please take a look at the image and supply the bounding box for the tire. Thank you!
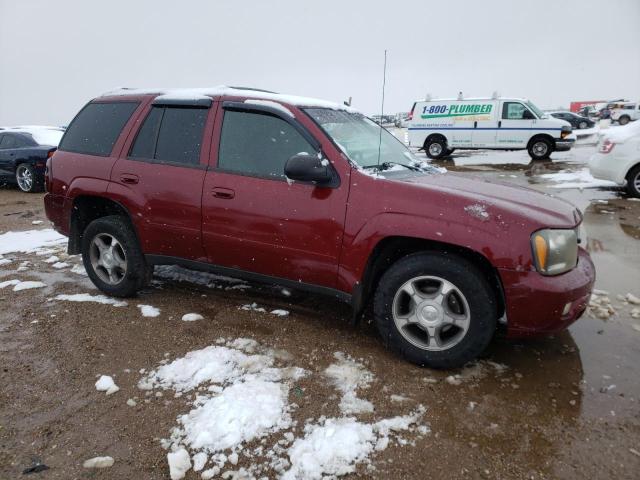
[425,137,448,159]
[445,148,456,156]
[15,164,42,193]
[619,115,630,126]
[373,252,497,368]
[81,215,150,297]
[528,137,552,160]
[626,164,640,198]
[578,121,588,129]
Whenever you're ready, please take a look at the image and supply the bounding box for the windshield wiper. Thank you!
[380,161,423,172]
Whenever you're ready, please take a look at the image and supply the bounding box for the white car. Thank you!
[610,102,640,125]
[407,96,575,160]
[589,122,640,197]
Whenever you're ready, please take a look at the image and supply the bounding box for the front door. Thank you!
[109,102,214,261]
[496,101,535,148]
[201,105,348,289]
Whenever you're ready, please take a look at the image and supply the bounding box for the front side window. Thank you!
[502,102,529,120]
[59,102,139,156]
[218,110,314,179]
[129,106,207,165]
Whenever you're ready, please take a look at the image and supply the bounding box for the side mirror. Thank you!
[284,153,333,186]
[522,110,535,120]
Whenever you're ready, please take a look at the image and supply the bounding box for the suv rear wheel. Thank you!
[528,138,552,160]
[626,164,640,198]
[374,252,497,368]
[81,215,150,297]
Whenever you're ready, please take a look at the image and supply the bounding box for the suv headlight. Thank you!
[531,228,578,275]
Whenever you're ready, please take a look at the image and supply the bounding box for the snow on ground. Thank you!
[0,229,66,255]
[181,313,203,322]
[138,341,428,479]
[70,264,87,275]
[0,279,46,291]
[540,167,616,189]
[138,304,161,317]
[271,309,290,317]
[95,375,120,395]
[324,352,374,415]
[82,456,115,469]
[54,293,127,307]
[241,302,267,313]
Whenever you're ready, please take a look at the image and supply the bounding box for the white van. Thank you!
[406,97,575,160]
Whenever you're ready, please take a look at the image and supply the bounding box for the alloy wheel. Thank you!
[16,165,33,192]
[89,233,127,285]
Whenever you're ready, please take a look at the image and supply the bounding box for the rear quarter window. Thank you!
[59,101,139,156]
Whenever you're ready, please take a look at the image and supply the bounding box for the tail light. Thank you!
[599,139,615,154]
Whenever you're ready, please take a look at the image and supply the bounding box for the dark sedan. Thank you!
[549,111,595,130]
[0,127,64,192]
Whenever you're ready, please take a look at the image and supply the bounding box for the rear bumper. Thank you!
[44,193,69,236]
[554,138,575,151]
[588,153,627,185]
[500,248,595,338]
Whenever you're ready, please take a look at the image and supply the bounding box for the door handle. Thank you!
[120,173,139,185]
[474,121,478,128]
[211,187,235,199]
[498,120,502,128]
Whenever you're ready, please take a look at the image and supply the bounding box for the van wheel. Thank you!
[425,138,447,159]
[619,115,630,126]
[374,252,497,369]
[81,215,150,297]
[528,138,552,160]
[626,165,640,198]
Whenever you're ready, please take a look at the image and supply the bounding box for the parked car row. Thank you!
[42,86,595,368]
[548,111,595,130]
[0,126,64,192]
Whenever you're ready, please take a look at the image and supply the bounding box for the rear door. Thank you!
[496,101,535,148]
[201,102,349,288]
[470,100,498,148]
[109,98,215,261]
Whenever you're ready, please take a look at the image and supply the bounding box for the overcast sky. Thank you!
[1,0,639,125]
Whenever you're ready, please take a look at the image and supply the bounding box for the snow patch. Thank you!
[95,375,120,395]
[54,293,127,307]
[464,203,490,221]
[83,456,114,469]
[167,448,191,480]
[540,168,616,189]
[138,304,161,317]
[324,352,374,415]
[182,313,203,322]
[0,229,66,255]
[244,99,295,117]
[0,279,46,291]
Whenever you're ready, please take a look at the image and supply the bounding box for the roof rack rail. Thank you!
[228,86,278,94]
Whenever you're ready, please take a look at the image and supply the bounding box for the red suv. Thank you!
[45,87,595,368]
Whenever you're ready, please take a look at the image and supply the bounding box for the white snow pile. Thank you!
[271,309,290,317]
[139,341,429,479]
[95,375,120,395]
[83,456,114,469]
[182,313,204,322]
[324,352,374,415]
[241,302,266,313]
[138,304,161,317]
[540,168,616,189]
[54,293,127,307]
[0,256,12,266]
[154,265,248,290]
[70,264,87,276]
[0,229,66,255]
[52,261,70,269]
[0,279,47,291]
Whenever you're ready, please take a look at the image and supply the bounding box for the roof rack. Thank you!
[227,86,278,94]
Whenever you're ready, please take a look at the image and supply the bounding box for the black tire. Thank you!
[425,137,448,159]
[626,164,640,198]
[527,137,553,160]
[15,164,43,193]
[373,252,497,369]
[578,121,588,129]
[81,215,150,297]
[619,115,630,126]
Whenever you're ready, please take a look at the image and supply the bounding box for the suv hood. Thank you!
[400,172,581,228]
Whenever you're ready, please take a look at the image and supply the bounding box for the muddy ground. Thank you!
[1,142,639,479]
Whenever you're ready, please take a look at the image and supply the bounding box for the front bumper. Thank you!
[499,248,595,338]
[554,137,575,151]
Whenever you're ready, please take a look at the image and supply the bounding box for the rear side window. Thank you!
[59,102,139,156]
[218,110,314,179]
[0,134,17,149]
[129,107,207,166]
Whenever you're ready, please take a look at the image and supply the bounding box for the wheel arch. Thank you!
[353,235,506,324]
[68,195,138,255]
[526,133,555,150]
[422,133,449,150]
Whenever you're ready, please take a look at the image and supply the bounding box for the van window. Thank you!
[218,110,314,179]
[502,102,530,120]
[59,102,139,156]
[129,106,207,165]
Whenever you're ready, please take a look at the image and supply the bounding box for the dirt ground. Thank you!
[1,143,640,479]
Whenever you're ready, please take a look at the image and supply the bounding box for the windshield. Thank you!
[526,101,547,119]
[304,108,438,173]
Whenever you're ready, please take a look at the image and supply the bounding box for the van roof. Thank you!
[415,97,529,103]
[99,86,355,112]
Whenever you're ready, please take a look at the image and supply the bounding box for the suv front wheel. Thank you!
[81,215,150,297]
[374,252,497,368]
